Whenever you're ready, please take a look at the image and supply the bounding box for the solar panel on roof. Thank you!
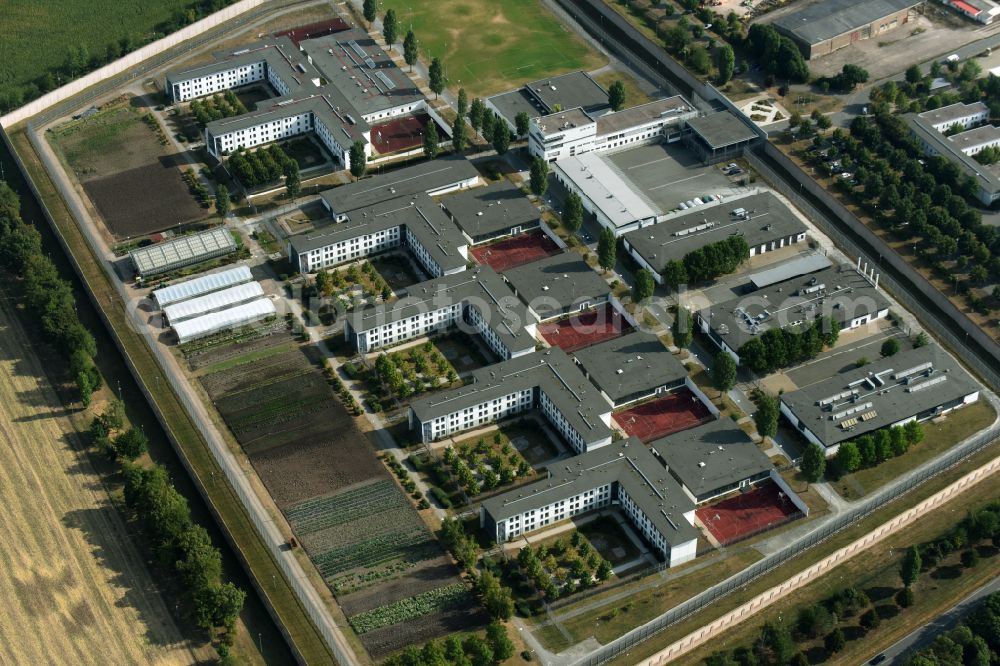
[364,57,376,69]
[348,40,366,58]
[376,71,395,90]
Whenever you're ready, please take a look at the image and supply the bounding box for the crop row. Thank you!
[303,507,419,555]
[286,480,407,535]
[226,390,328,434]
[348,584,470,634]
[312,529,440,578]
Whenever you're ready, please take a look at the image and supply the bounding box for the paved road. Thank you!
[873,573,1000,664]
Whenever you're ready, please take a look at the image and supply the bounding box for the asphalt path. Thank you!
[873,572,1000,664]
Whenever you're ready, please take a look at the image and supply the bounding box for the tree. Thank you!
[362,0,377,25]
[689,46,711,75]
[382,9,398,50]
[283,160,300,199]
[423,122,440,158]
[403,30,418,71]
[836,441,861,472]
[755,622,796,665]
[633,268,655,303]
[428,57,444,98]
[478,569,514,620]
[608,80,626,111]
[716,44,735,85]
[881,338,900,357]
[529,158,549,196]
[492,122,510,155]
[901,545,922,587]
[114,427,148,461]
[349,140,367,180]
[897,586,915,608]
[207,582,245,631]
[515,110,531,138]
[596,558,613,581]
[860,609,880,631]
[712,351,737,396]
[469,98,486,132]
[663,260,688,291]
[597,228,616,272]
[824,628,845,654]
[486,622,514,661]
[840,63,869,89]
[456,88,468,116]
[961,548,980,568]
[672,307,693,348]
[564,191,583,232]
[452,115,466,153]
[905,64,923,85]
[754,392,779,440]
[214,184,230,217]
[801,443,826,483]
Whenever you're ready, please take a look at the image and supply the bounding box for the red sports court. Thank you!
[470,231,561,272]
[370,114,445,154]
[696,480,802,546]
[613,389,712,443]
[538,304,633,352]
[274,18,350,46]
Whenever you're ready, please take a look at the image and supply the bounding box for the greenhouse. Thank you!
[152,265,253,308]
[163,282,265,325]
[173,298,276,344]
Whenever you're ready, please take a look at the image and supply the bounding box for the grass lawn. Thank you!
[672,489,1000,666]
[834,400,997,501]
[0,0,192,104]
[532,547,763,652]
[578,516,644,567]
[591,71,654,108]
[432,332,495,375]
[378,0,605,97]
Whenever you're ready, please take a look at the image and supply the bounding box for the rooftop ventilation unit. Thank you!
[893,362,933,380]
[907,375,948,392]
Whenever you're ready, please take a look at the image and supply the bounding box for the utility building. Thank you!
[770,0,922,59]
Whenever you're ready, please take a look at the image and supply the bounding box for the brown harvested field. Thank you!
[83,161,208,238]
[200,332,484,659]
[0,298,198,665]
[48,100,208,239]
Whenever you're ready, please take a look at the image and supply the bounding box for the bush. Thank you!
[897,586,915,608]
[430,486,452,509]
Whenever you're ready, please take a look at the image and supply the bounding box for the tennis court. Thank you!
[370,114,445,155]
[538,304,632,352]
[613,389,712,443]
[469,231,560,272]
[696,480,801,546]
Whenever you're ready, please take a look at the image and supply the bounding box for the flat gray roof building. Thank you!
[503,252,612,321]
[573,332,688,406]
[320,154,481,216]
[289,192,468,275]
[347,265,536,356]
[486,71,609,131]
[130,228,237,277]
[622,192,807,281]
[409,346,613,450]
[684,111,760,163]
[748,253,832,290]
[781,345,981,450]
[906,113,1000,205]
[770,0,921,58]
[480,437,698,563]
[698,264,891,362]
[439,180,541,243]
[650,418,771,502]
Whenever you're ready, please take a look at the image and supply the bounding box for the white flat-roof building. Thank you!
[552,152,660,233]
[166,30,425,170]
[345,266,537,360]
[409,347,613,451]
[528,97,696,162]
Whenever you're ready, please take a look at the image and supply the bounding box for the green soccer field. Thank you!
[380,0,607,98]
[0,1,193,109]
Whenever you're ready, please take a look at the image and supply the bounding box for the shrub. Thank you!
[431,486,452,508]
[897,586,915,608]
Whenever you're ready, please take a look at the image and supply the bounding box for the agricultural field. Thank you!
[198,330,483,658]
[0,0,194,109]
[0,297,199,664]
[48,99,209,238]
[376,0,606,97]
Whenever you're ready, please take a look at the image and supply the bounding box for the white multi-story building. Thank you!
[409,347,612,450]
[346,266,537,360]
[914,101,989,133]
[480,438,699,566]
[166,30,426,170]
[528,97,697,162]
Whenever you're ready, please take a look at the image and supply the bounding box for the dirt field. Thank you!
[48,100,208,239]
[198,330,483,659]
[0,297,197,665]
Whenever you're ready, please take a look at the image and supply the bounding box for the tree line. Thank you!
[661,235,750,289]
[80,396,246,658]
[903,592,1000,666]
[0,183,100,405]
[738,316,839,374]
